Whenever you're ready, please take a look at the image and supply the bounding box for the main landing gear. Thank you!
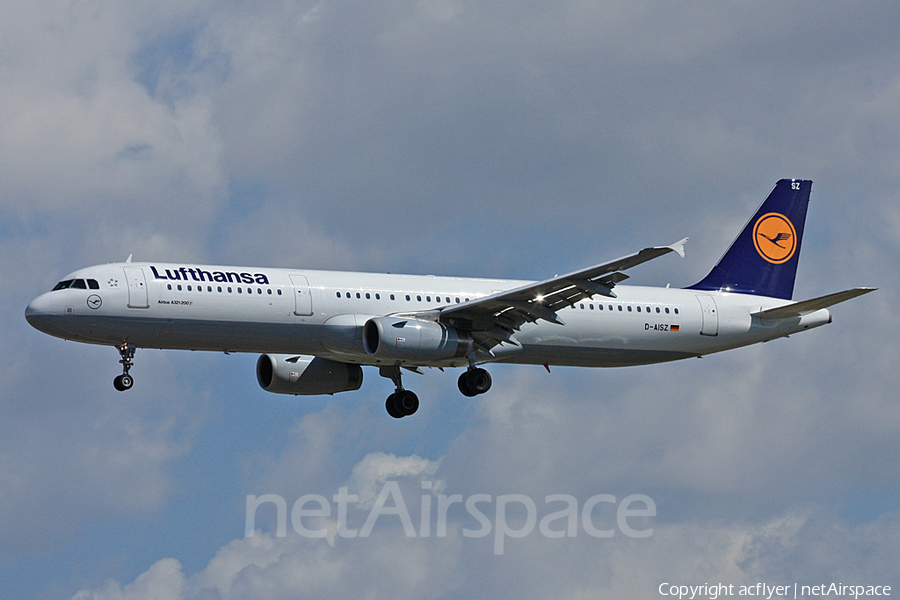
[379,364,493,418]
[113,342,136,391]
[458,367,492,397]
[380,366,419,419]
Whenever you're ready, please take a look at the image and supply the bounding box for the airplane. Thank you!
[25,180,875,418]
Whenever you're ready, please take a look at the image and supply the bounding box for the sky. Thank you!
[2,1,899,598]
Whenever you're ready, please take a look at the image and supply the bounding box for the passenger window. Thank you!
[356,292,361,299]
[665,307,670,314]
[417,295,422,302]
[277,289,282,295]
[406,295,411,301]
[376,293,381,300]
[617,305,622,311]
[257,288,262,294]
[674,308,679,315]
[188,285,193,291]
[599,305,604,310]
[227,287,232,293]
[267,289,272,295]
[426,296,431,302]
[627,306,632,312]
[656,307,660,313]
[366,293,371,300]
[167,284,172,290]
[456,298,460,303]
[177,285,183,291]
[218,286,223,292]
[636,306,641,312]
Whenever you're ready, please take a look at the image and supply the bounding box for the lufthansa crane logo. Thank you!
[753,212,797,264]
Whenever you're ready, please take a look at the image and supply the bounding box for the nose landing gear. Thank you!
[113,342,136,391]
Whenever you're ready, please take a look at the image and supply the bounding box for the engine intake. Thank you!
[363,316,472,361]
[256,354,363,395]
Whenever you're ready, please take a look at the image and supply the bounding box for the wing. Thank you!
[431,238,688,354]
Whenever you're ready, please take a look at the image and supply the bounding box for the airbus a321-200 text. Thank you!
[26,180,875,418]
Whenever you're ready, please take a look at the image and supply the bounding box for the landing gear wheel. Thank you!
[379,366,420,418]
[386,390,419,418]
[114,342,137,392]
[386,393,404,419]
[460,368,492,396]
[458,372,478,397]
[396,390,419,416]
[113,373,134,391]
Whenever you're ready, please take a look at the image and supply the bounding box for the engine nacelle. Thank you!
[363,316,473,361]
[256,354,363,395]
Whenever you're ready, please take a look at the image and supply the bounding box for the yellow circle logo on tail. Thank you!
[753,212,797,264]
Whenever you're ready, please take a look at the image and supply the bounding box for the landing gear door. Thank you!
[123,267,149,308]
[290,274,313,316]
[696,294,718,336]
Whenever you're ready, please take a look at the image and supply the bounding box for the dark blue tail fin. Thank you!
[688,179,811,300]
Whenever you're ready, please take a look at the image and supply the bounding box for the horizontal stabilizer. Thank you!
[751,287,876,319]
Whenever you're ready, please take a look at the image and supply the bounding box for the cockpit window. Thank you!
[51,278,99,291]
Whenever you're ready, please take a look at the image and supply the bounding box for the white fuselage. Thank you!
[25,262,832,369]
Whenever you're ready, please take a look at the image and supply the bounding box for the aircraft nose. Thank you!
[25,293,57,332]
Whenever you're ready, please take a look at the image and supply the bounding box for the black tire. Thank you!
[386,393,404,418]
[396,390,419,416]
[113,374,133,391]
[465,368,492,395]
[458,372,478,397]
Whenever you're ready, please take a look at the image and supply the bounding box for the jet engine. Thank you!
[256,354,363,395]
[363,316,473,361]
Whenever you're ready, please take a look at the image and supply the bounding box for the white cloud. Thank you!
[73,557,186,600]
[346,451,440,508]
[0,0,226,249]
[0,238,198,559]
[71,448,900,599]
